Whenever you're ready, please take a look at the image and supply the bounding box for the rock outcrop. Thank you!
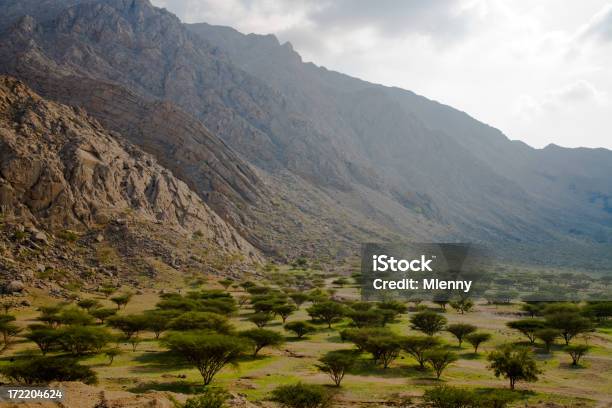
[0,75,258,258]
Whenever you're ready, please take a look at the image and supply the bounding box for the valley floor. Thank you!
[1,273,611,408]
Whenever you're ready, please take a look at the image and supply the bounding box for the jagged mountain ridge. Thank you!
[0,75,257,259]
[0,0,611,265]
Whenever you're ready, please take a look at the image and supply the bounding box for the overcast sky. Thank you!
[151,0,612,149]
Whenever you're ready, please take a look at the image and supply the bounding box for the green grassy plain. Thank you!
[2,268,611,407]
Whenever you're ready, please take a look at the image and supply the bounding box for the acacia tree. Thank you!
[239,328,284,356]
[25,326,58,355]
[446,323,477,347]
[289,293,309,309]
[169,311,232,333]
[143,310,173,339]
[401,336,440,369]
[56,326,113,356]
[273,304,297,323]
[465,332,491,353]
[163,332,250,385]
[219,279,234,290]
[425,349,458,379]
[77,299,100,311]
[487,345,541,390]
[535,329,559,353]
[545,313,592,345]
[110,293,133,310]
[564,344,589,366]
[450,298,474,314]
[307,301,345,328]
[108,314,148,340]
[410,311,447,336]
[317,350,355,386]
[506,319,546,344]
[0,315,22,351]
[249,313,273,328]
[90,308,117,324]
[284,321,316,339]
[363,334,403,369]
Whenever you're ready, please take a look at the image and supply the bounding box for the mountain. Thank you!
[0,76,260,293]
[0,0,439,259]
[187,22,612,247]
[1,0,611,267]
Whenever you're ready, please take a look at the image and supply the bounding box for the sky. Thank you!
[150,0,612,149]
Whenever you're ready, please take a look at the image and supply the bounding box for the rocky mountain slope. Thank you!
[188,22,612,246]
[1,0,611,267]
[0,76,259,294]
[0,0,441,258]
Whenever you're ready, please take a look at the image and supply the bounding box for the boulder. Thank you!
[5,280,25,293]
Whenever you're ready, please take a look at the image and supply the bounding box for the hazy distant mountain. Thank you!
[1,0,611,265]
[188,22,612,245]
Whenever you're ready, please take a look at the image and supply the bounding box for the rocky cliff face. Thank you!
[0,76,257,258]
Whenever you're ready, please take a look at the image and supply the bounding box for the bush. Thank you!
[270,383,333,408]
[0,356,97,384]
[182,388,229,408]
[424,386,518,408]
[423,386,476,408]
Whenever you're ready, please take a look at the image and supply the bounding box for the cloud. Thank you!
[305,0,475,42]
[578,3,612,43]
[516,79,605,119]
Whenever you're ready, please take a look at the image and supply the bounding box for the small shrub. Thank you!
[270,383,333,408]
[182,388,229,408]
